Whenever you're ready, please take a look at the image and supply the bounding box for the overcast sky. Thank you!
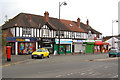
[0,0,119,36]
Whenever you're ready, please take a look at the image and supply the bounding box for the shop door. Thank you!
[85,45,94,53]
[60,46,64,54]
[9,43,15,55]
[66,45,71,54]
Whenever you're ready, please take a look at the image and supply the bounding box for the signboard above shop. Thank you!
[6,37,37,42]
[38,38,55,43]
[55,39,72,44]
[73,40,85,43]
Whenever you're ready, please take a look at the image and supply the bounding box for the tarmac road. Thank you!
[2,53,119,78]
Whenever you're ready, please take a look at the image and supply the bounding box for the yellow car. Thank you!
[31,48,50,59]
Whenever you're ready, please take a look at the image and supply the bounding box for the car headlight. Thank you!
[39,54,42,55]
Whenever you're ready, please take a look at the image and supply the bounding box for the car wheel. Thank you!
[31,56,34,59]
[47,55,50,58]
[109,54,111,57]
[41,55,44,59]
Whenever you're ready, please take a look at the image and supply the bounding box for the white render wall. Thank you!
[10,28,15,37]
[105,37,119,49]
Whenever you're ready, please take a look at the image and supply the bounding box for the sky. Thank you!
[0,0,119,36]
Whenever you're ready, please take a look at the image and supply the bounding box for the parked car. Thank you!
[31,48,50,59]
[109,48,120,57]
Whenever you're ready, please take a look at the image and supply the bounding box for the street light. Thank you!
[112,20,118,48]
[58,1,67,55]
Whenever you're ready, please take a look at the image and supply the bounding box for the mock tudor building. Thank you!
[2,12,102,55]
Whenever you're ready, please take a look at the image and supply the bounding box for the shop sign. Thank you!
[55,39,72,44]
[16,38,25,41]
[42,38,52,42]
[95,41,103,45]
[85,40,95,42]
[6,37,37,42]
[73,40,85,43]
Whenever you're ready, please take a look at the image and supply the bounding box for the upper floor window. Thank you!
[22,28,31,35]
[56,31,64,36]
[43,29,49,36]
[76,32,81,37]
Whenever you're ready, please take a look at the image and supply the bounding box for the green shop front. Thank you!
[85,42,95,53]
[54,39,72,54]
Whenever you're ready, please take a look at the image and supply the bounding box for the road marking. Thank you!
[113,75,118,78]
[56,75,64,77]
[81,73,85,75]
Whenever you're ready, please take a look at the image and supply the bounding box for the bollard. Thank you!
[7,46,11,61]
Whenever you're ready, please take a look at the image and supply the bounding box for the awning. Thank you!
[95,41,103,45]
[103,42,109,45]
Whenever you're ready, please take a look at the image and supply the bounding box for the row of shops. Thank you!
[6,37,109,55]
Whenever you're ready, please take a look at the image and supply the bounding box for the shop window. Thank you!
[19,42,35,55]
[56,31,64,36]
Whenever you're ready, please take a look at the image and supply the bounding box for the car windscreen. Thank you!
[35,49,43,52]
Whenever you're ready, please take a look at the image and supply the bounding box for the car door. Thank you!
[45,49,49,56]
[43,49,46,57]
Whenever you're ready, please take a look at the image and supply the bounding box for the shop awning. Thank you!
[103,43,109,45]
[95,41,103,45]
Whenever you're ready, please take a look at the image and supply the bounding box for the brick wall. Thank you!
[2,29,13,57]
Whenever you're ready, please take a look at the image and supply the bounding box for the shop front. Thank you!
[72,40,85,53]
[94,41,103,53]
[85,42,95,53]
[6,37,37,55]
[37,38,55,54]
[54,39,72,54]
[103,42,109,53]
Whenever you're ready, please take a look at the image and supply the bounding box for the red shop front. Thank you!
[94,41,103,53]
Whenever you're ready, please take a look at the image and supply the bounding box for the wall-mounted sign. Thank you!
[73,40,85,43]
[6,37,37,42]
[55,39,72,44]
[16,39,25,41]
[38,38,54,43]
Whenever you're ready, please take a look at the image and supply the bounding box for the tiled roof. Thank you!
[60,19,86,32]
[2,12,101,34]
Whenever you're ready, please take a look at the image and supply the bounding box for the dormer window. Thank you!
[69,24,73,27]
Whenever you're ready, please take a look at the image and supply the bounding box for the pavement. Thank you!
[1,52,108,66]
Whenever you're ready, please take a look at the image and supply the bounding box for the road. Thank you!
[2,53,119,78]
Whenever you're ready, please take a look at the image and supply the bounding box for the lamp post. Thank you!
[112,20,118,48]
[58,1,67,55]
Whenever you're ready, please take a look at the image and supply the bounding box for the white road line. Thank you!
[56,75,64,77]
[113,75,118,78]
[81,73,85,75]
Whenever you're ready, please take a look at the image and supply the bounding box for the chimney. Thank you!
[77,18,80,28]
[44,11,49,22]
[86,19,89,28]
[29,14,32,22]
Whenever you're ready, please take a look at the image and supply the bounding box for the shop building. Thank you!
[54,39,72,54]
[2,12,102,55]
[85,40,109,53]
[6,37,37,55]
